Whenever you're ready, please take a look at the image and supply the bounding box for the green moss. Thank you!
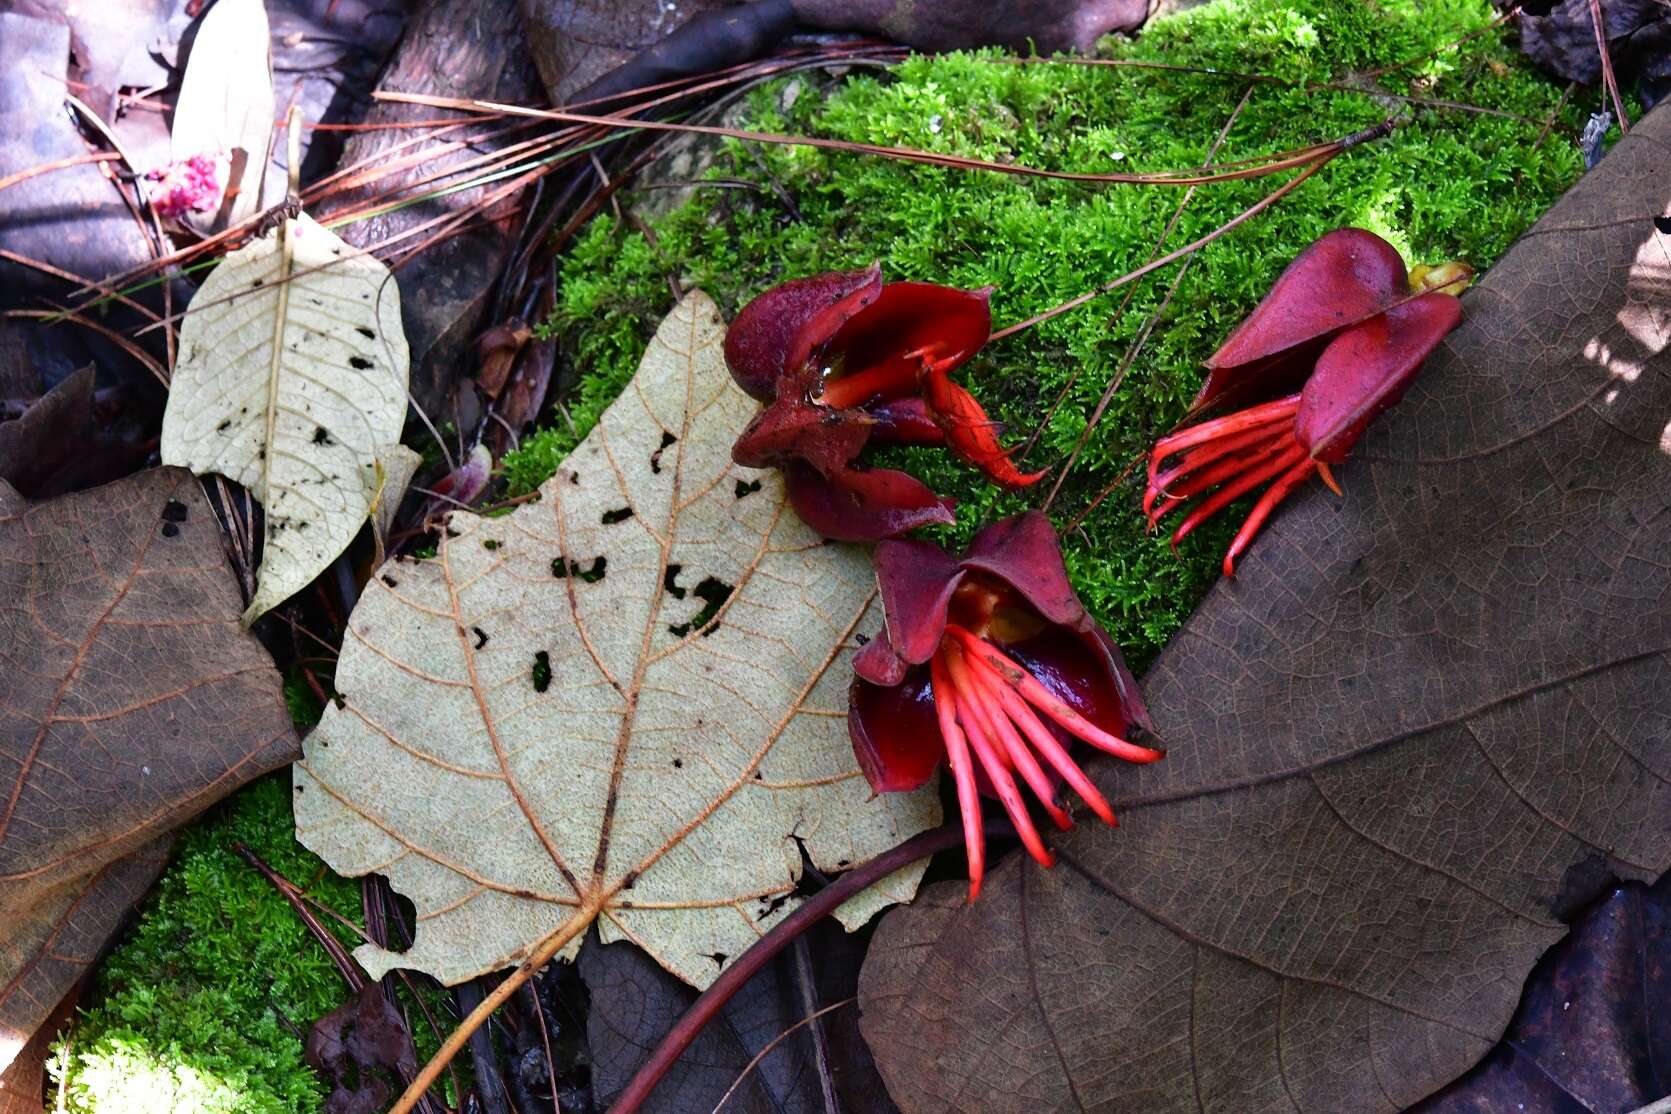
[48,776,361,1113]
[504,0,1589,667]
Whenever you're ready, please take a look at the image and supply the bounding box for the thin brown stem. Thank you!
[1589,0,1631,133]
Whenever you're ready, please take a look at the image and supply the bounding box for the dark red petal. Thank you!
[849,671,945,793]
[961,511,1082,627]
[782,460,955,542]
[854,632,909,686]
[1197,228,1410,411]
[920,366,1045,487]
[873,537,964,666]
[820,281,992,407]
[1295,292,1462,464]
[868,397,947,446]
[724,265,881,401]
[730,389,870,475]
[1004,628,1133,741]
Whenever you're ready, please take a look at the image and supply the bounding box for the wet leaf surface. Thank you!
[295,292,938,991]
[858,103,1671,1114]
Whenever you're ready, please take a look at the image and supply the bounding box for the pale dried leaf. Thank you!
[371,443,422,567]
[161,212,410,623]
[169,0,275,231]
[294,291,939,989]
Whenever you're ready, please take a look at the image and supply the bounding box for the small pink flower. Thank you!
[144,152,229,219]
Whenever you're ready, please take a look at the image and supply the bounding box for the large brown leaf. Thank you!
[0,469,297,1070]
[295,292,938,991]
[857,104,1671,1113]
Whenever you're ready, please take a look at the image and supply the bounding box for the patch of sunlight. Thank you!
[1346,187,1414,262]
[51,1036,266,1114]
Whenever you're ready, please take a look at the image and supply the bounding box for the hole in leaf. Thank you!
[1656,215,1671,235]
[471,627,489,649]
[356,326,375,339]
[551,555,607,582]
[161,500,189,524]
[734,479,762,499]
[215,419,231,432]
[531,651,552,693]
[601,506,633,525]
[483,539,500,551]
[349,356,373,370]
[160,522,180,538]
[381,574,399,588]
[650,431,676,474]
[706,952,728,968]
[663,564,686,599]
[667,576,733,638]
[312,426,332,445]
[672,758,683,769]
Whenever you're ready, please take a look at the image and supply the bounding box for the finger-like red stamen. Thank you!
[1149,394,1300,475]
[1147,439,1293,527]
[1315,460,1342,496]
[920,363,1047,488]
[1222,455,1318,577]
[945,625,1165,764]
[945,645,1056,869]
[1168,442,1308,548]
[1145,420,1294,514]
[930,652,985,902]
[944,643,1072,831]
[959,645,1118,826]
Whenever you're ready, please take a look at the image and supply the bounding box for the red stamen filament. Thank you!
[1145,391,1336,576]
[926,611,1163,900]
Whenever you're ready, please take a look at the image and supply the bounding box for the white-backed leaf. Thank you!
[170,0,275,231]
[161,212,409,623]
[294,291,939,989]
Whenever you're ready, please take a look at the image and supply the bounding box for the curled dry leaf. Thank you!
[161,211,410,624]
[294,291,939,990]
[167,0,275,232]
[0,469,296,1072]
[857,106,1671,1113]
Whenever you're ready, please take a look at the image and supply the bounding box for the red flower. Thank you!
[1145,229,1471,576]
[726,265,1042,541]
[847,512,1161,900]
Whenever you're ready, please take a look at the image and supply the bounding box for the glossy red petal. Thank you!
[1196,228,1410,411]
[819,281,992,409]
[872,537,965,667]
[1295,292,1463,464]
[920,365,1045,487]
[848,671,945,793]
[724,265,881,401]
[782,460,955,543]
[730,388,870,476]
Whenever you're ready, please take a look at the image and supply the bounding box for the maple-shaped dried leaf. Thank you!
[294,291,939,989]
[857,106,1671,1112]
[0,469,296,1072]
[161,212,411,624]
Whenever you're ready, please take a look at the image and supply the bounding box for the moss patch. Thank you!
[47,776,361,1113]
[505,0,1590,667]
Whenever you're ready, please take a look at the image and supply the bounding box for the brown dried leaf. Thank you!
[0,468,297,1070]
[857,105,1671,1113]
[294,291,939,990]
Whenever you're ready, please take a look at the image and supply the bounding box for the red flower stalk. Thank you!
[847,512,1161,900]
[727,265,1043,541]
[1145,229,1471,576]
